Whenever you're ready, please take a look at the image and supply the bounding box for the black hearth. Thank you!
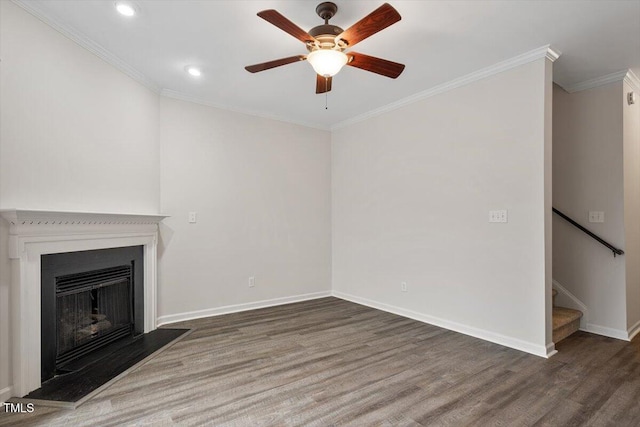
[41,246,144,382]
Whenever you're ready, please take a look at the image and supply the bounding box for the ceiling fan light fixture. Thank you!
[307,49,348,77]
[185,66,202,77]
[115,2,136,17]
[245,2,405,94]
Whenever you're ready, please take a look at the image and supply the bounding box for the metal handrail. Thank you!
[553,208,624,257]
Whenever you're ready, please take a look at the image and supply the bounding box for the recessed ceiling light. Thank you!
[185,66,202,77]
[115,2,136,17]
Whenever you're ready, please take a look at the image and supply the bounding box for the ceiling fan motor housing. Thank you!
[308,2,346,52]
[308,24,345,50]
[309,24,343,38]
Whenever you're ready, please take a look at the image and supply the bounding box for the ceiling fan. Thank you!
[245,2,405,94]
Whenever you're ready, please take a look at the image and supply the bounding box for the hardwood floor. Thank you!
[2,297,639,426]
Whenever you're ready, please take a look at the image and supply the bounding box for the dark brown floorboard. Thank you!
[1,297,639,426]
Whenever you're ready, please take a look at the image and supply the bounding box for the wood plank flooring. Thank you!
[1,297,639,426]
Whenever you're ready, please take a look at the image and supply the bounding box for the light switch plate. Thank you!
[589,211,604,223]
[489,210,508,223]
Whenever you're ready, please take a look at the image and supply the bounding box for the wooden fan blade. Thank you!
[257,10,317,44]
[347,52,405,78]
[316,75,333,94]
[245,55,306,73]
[337,3,401,48]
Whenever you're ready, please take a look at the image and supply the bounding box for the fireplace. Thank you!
[40,246,144,382]
[0,209,167,397]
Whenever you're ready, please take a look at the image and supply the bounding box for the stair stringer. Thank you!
[552,279,588,329]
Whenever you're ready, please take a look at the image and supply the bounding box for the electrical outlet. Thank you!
[188,212,197,223]
[248,276,255,288]
[401,282,407,292]
[489,210,508,223]
[589,211,604,223]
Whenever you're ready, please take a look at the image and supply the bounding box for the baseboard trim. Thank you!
[332,291,549,358]
[1,386,13,403]
[157,291,332,326]
[551,280,636,341]
[546,343,558,358]
[582,323,629,341]
[627,319,640,341]
[552,279,589,327]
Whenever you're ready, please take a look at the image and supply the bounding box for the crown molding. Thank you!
[545,47,561,62]
[560,69,639,93]
[6,4,571,134]
[12,0,161,94]
[7,4,563,133]
[624,70,640,91]
[561,70,629,93]
[12,0,326,130]
[160,89,330,131]
[331,45,560,131]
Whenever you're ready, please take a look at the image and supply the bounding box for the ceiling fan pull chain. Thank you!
[325,77,329,110]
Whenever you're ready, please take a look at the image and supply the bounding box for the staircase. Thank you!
[552,289,583,343]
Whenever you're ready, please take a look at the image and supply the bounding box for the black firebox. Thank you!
[41,246,144,382]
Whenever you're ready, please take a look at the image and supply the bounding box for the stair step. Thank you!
[553,306,582,343]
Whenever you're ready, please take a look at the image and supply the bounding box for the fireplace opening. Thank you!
[56,265,133,369]
[41,246,144,382]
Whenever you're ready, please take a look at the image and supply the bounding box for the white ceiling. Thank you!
[17,0,640,129]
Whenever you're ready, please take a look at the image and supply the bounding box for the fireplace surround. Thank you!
[0,209,167,397]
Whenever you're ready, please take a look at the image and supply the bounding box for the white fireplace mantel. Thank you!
[0,209,168,397]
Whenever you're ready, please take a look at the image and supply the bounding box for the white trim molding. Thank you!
[561,70,628,93]
[627,320,640,341]
[546,343,558,358]
[8,2,565,134]
[552,279,589,328]
[561,69,639,93]
[157,291,332,325]
[0,209,168,397]
[1,209,167,227]
[583,324,629,341]
[545,47,562,62]
[332,291,550,358]
[332,45,561,130]
[160,90,329,131]
[624,70,640,91]
[0,386,13,404]
[551,279,630,341]
[11,0,161,93]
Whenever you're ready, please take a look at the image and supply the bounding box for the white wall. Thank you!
[0,1,160,213]
[623,78,640,335]
[157,98,332,321]
[552,82,627,336]
[332,59,552,356]
[0,1,161,400]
